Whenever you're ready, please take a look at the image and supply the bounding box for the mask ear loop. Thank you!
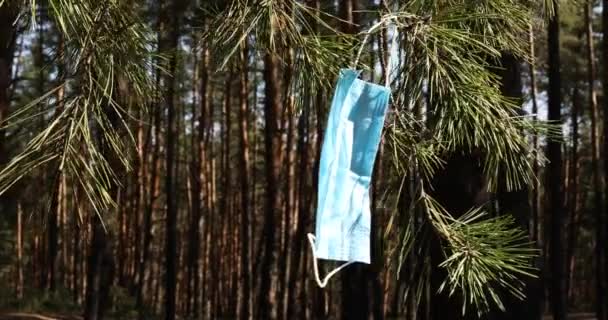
[307,233,354,288]
[351,14,398,89]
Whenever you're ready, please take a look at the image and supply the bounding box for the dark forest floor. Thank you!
[0,312,598,320]
[0,313,81,320]
[543,314,596,320]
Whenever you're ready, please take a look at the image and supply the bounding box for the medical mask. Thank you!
[307,68,390,287]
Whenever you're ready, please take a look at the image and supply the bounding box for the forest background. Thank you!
[0,1,606,320]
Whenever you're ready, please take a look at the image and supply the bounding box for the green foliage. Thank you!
[203,0,356,92]
[0,0,562,317]
[422,191,537,316]
[108,286,139,319]
[0,1,157,221]
[385,2,547,191]
[376,1,549,315]
[0,286,80,314]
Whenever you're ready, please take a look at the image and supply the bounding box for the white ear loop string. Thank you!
[307,233,355,288]
[351,14,398,88]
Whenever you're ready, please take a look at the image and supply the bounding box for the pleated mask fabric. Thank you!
[307,68,390,287]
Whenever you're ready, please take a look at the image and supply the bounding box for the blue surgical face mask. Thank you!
[308,68,390,287]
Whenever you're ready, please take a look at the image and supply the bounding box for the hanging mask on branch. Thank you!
[307,16,398,288]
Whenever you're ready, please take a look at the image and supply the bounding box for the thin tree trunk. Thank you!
[0,3,17,164]
[312,90,327,320]
[16,202,23,299]
[202,64,215,318]
[547,2,567,319]
[370,25,387,320]
[56,34,68,290]
[584,3,604,313]
[528,22,541,245]
[33,5,59,292]
[84,217,115,320]
[287,78,314,320]
[73,205,81,302]
[279,66,294,320]
[238,42,251,320]
[259,52,282,320]
[566,85,580,302]
[163,0,181,316]
[219,68,233,318]
[136,14,164,318]
[186,34,201,319]
[598,0,608,316]
[0,2,18,233]
[174,84,185,317]
[198,43,210,319]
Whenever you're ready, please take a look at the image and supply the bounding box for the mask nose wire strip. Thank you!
[307,233,355,288]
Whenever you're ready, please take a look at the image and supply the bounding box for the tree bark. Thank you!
[16,202,23,299]
[0,2,17,165]
[565,85,581,303]
[136,9,164,318]
[547,3,567,320]
[163,0,181,316]
[528,22,542,251]
[259,52,282,320]
[584,3,604,311]
[198,43,210,319]
[238,42,251,320]
[84,217,115,320]
[599,0,608,316]
[186,34,202,320]
[287,82,311,319]
[0,0,18,221]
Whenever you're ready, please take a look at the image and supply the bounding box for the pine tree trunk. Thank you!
[16,202,23,299]
[528,22,541,250]
[259,52,282,320]
[0,1,18,221]
[0,3,17,161]
[287,72,316,319]
[583,3,603,308]
[198,44,210,319]
[219,69,233,318]
[163,0,181,316]
[32,5,60,292]
[47,173,60,292]
[131,106,145,295]
[312,90,327,320]
[83,26,130,320]
[186,35,201,319]
[84,216,115,320]
[136,15,164,318]
[566,85,580,305]
[547,3,567,319]
[56,35,68,290]
[370,25,387,320]
[238,42,252,320]
[175,85,185,317]
[73,206,81,302]
[279,65,294,320]
[599,0,608,317]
